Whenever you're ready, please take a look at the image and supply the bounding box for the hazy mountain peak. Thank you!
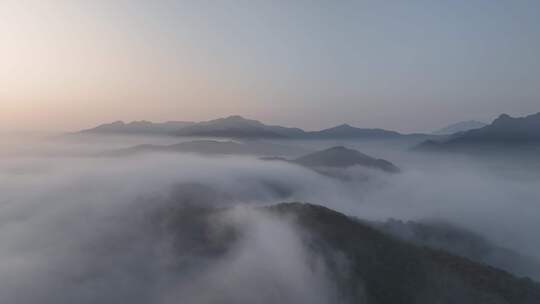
[307,123,402,139]
[196,115,269,129]
[497,113,511,119]
[319,146,369,158]
[299,146,371,160]
[294,146,400,172]
[173,115,286,138]
[80,120,194,135]
[324,123,356,131]
[433,120,487,135]
[417,111,540,152]
[491,112,540,126]
[214,115,257,123]
[326,145,350,151]
[492,113,513,125]
[89,120,125,130]
[127,120,152,126]
[224,115,248,121]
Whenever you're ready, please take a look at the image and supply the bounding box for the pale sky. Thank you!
[1,0,539,133]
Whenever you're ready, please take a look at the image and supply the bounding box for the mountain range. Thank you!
[173,115,306,138]
[416,112,540,153]
[81,120,195,135]
[81,115,430,140]
[81,112,540,152]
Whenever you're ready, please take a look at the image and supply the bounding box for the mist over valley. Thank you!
[2,112,540,303]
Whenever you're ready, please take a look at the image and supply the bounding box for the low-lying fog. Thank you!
[1,134,539,303]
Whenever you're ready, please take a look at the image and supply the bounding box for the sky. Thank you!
[1,0,539,133]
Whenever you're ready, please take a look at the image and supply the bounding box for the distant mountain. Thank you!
[105,140,307,157]
[260,146,400,180]
[174,115,306,138]
[175,116,432,140]
[307,123,402,139]
[372,218,540,280]
[163,202,540,303]
[453,113,540,142]
[433,120,487,135]
[416,112,540,152]
[80,115,434,140]
[81,120,195,135]
[293,146,400,173]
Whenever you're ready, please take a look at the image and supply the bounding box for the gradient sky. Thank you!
[1,0,540,133]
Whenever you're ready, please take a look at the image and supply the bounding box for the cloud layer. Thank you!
[1,137,539,303]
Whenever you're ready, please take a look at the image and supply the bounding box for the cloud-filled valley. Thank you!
[1,129,540,303]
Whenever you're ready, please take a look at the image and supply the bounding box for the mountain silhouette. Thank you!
[416,112,540,152]
[293,146,400,173]
[80,120,195,135]
[173,115,305,138]
[80,115,436,140]
[433,120,487,135]
[307,123,402,139]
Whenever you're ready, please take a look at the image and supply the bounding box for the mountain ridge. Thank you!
[164,202,540,303]
[293,146,400,173]
[416,112,540,152]
[267,202,540,303]
[80,120,195,135]
[79,115,434,140]
[433,120,487,135]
